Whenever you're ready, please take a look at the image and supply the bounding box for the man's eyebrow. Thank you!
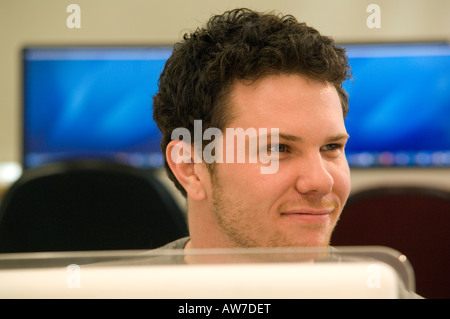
[248,132,302,142]
[326,134,350,142]
[278,133,302,142]
[266,133,350,142]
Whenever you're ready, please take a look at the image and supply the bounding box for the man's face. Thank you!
[205,74,351,247]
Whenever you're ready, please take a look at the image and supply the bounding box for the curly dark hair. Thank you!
[153,8,351,196]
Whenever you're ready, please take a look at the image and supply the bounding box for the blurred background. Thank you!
[1,0,449,197]
[0,0,449,299]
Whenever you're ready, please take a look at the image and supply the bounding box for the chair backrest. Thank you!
[331,186,450,299]
[0,160,189,253]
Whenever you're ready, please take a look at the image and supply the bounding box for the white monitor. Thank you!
[0,246,416,299]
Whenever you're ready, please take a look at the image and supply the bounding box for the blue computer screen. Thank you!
[343,42,450,167]
[22,43,450,169]
[23,46,171,168]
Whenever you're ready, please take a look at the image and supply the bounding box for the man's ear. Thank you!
[166,140,207,201]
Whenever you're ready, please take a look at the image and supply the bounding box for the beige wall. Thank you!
[1,0,449,193]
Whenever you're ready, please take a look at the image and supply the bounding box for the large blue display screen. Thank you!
[23,46,171,168]
[22,43,450,169]
[343,43,450,167]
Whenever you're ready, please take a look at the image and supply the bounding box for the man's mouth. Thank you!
[280,207,335,223]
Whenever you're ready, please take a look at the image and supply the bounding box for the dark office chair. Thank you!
[331,186,450,299]
[0,160,189,253]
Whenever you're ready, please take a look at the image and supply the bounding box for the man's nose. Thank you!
[294,153,334,195]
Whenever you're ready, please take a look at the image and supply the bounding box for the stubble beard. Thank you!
[210,172,338,248]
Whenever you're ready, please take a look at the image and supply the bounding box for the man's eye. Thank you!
[268,144,287,153]
[323,144,343,151]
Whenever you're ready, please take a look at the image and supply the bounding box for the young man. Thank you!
[153,8,352,250]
